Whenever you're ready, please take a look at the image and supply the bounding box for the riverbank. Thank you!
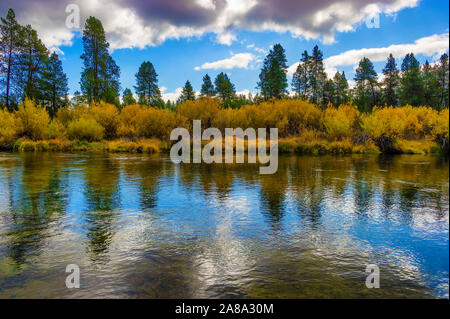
[1,98,448,155]
[2,135,443,155]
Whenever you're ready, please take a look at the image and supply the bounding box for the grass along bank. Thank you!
[0,98,448,155]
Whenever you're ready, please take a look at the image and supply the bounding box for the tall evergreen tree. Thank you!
[292,50,310,100]
[122,88,136,107]
[436,53,449,109]
[309,45,327,106]
[0,8,21,110]
[333,71,349,106]
[39,52,68,117]
[16,24,49,102]
[381,54,400,106]
[422,60,440,109]
[134,61,162,105]
[354,57,379,112]
[179,80,195,102]
[399,53,424,106]
[200,74,215,96]
[215,72,235,101]
[322,79,336,107]
[80,16,120,105]
[257,43,288,99]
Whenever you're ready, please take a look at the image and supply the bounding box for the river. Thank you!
[0,153,448,298]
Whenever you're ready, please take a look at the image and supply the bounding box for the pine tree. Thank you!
[80,16,120,105]
[39,52,68,117]
[381,54,400,106]
[292,50,310,100]
[422,61,440,109]
[354,57,379,112]
[322,79,336,107]
[309,45,327,106]
[0,8,21,110]
[122,88,136,107]
[399,53,424,106]
[16,24,49,103]
[436,53,449,109]
[200,74,215,96]
[135,61,162,105]
[179,80,195,102]
[257,43,288,99]
[333,71,349,106]
[215,72,235,101]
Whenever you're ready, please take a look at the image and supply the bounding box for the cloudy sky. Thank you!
[1,0,448,101]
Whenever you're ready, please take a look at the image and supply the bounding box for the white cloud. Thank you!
[161,87,183,102]
[324,32,449,68]
[194,52,255,70]
[216,32,237,45]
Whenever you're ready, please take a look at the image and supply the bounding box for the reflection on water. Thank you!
[0,153,448,298]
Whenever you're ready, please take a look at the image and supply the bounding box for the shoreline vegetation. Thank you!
[0,98,448,156]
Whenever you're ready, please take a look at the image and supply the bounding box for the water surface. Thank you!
[0,153,448,298]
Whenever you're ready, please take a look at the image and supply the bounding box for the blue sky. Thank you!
[1,0,448,100]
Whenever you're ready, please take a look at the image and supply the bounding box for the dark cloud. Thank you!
[0,0,420,49]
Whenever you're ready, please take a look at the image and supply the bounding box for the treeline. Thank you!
[1,8,449,114]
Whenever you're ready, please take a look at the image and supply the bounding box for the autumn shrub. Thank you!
[136,107,177,139]
[361,106,406,153]
[395,139,439,154]
[14,99,50,140]
[401,105,439,139]
[233,99,322,137]
[89,101,120,139]
[118,104,142,138]
[432,108,449,152]
[177,97,221,129]
[324,104,360,141]
[56,105,89,126]
[212,107,238,133]
[67,117,104,142]
[106,140,139,153]
[0,108,18,148]
[45,120,67,139]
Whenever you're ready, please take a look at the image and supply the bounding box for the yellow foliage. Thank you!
[14,98,50,140]
[432,108,449,140]
[395,139,440,154]
[1,98,447,154]
[177,97,221,129]
[324,104,360,140]
[89,101,120,139]
[67,117,104,142]
[136,107,178,139]
[0,108,18,147]
[117,104,143,138]
[45,120,66,139]
[361,106,405,140]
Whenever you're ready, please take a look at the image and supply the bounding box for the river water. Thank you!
[0,152,448,298]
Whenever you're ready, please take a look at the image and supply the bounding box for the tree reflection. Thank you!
[1,153,67,265]
[82,155,120,261]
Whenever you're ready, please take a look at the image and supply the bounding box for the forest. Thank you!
[0,8,449,155]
